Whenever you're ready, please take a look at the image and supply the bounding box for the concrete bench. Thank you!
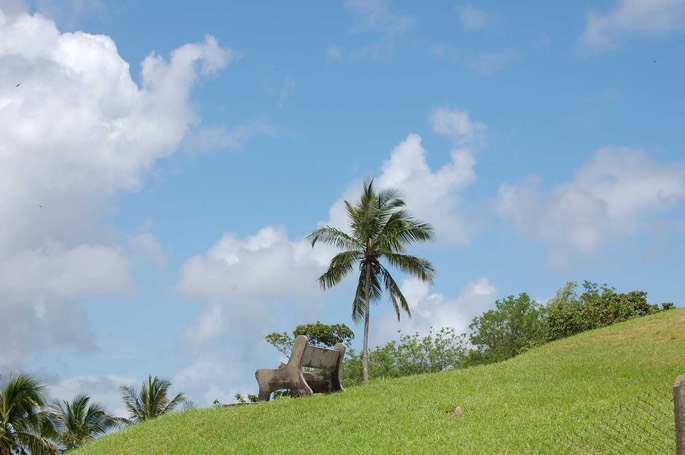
[255,335,346,402]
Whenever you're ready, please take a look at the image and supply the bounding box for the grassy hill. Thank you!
[75,309,684,454]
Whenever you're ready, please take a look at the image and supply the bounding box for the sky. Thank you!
[0,0,684,415]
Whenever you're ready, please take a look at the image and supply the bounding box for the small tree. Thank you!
[49,394,121,450]
[265,321,355,356]
[0,373,59,455]
[467,293,546,365]
[120,376,186,424]
[308,180,435,385]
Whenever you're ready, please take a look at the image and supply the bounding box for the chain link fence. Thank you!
[541,385,676,454]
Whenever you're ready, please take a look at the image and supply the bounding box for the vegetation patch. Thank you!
[74,309,684,454]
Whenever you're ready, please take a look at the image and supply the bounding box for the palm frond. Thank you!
[164,392,187,414]
[14,427,59,455]
[318,250,361,289]
[379,265,411,321]
[378,211,434,251]
[382,252,436,283]
[306,226,360,250]
[352,268,367,323]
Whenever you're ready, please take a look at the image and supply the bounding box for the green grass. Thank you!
[75,309,685,454]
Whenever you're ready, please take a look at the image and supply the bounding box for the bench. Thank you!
[255,335,346,402]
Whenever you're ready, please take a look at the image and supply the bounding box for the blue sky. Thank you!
[1,0,683,414]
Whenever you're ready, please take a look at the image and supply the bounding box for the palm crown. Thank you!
[0,373,59,455]
[49,394,121,450]
[120,376,186,424]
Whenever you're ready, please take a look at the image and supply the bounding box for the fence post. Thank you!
[676,375,685,455]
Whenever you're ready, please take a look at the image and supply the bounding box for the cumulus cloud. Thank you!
[325,108,486,245]
[175,225,339,401]
[177,226,330,304]
[459,4,492,30]
[429,108,487,147]
[372,277,497,346]
[582,0,685,51]
[128,232,167,268]
[496,147,685,268]
[375,134,478,245]
[373,108,486,245]
[0,9,234,366]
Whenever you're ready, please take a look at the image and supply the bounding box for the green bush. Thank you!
[342,327,467,386]
[545,281,666,341]
[466,293,546,366]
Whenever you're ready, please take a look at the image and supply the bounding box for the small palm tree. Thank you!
[0,373,59,455]
[308,180,435,385]
[120,376,186,424]
[50,394,121,450]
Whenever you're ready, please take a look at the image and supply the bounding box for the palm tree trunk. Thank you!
[362,263,371,386]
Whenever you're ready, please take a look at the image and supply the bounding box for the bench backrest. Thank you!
[289,335,345,373]
[301,344,342,370]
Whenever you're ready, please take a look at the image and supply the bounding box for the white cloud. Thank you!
[369,108,486,245]
[466,50,518,76]
[0,243,132,301]
[175,225,337,399]
[341,0,414,61]
[128,232,167,268]
[173,360,262,406]
[459,4,492,30]
[326,109,486,245]
[375,134,478,245]
[177,226,329,304]
[496,147,685,268]
[0,0,26,15]
[0,10,234,364]
[183,119,275,155]
[582,0,685,51]
[49,374,136,418]
[429,108,487,148]
[372,277,497,346]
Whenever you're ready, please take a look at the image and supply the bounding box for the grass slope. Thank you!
[76,309,685,454]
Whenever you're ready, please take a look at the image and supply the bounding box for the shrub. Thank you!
[342,327,467,386]
[545,281,666,342]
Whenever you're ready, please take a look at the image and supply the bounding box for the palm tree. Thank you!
[120,376,186,424]
[308,179,435,385]
[49,394,121,450]
[0,373,59,455]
